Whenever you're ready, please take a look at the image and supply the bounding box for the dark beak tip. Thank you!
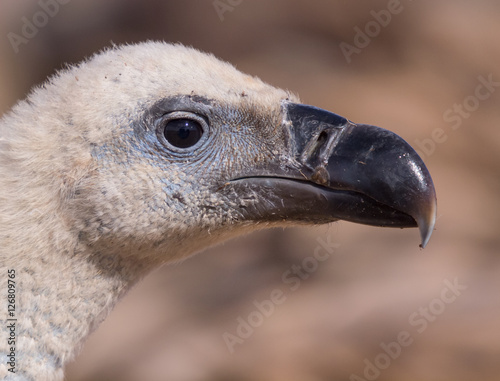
[353,123,438,248]
[416,192,437,248]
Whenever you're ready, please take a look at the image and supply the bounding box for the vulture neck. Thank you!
[2,210,157,379]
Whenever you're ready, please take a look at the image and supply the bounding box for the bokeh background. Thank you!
[1,1,499,380]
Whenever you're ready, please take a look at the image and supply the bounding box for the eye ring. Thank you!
[156,111,209,152]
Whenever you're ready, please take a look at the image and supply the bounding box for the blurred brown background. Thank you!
[1,1,499,380]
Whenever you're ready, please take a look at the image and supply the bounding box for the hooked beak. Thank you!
[229,102,437,248]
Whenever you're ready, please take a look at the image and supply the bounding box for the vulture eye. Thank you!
[158,112,208,151]
[164,118,203,148]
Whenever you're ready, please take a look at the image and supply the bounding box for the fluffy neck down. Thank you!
[0,202,155,380]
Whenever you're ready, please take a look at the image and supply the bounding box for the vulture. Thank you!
[0,42,436,381]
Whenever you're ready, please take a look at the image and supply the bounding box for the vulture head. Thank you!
[0,42,436,380]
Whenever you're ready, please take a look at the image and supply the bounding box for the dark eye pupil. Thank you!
[164,118,203,148]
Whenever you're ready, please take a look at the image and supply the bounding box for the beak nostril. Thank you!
[300,128,343,169]
[317,130,328,144]
[310,130,329,160]
[301,130,330,166]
